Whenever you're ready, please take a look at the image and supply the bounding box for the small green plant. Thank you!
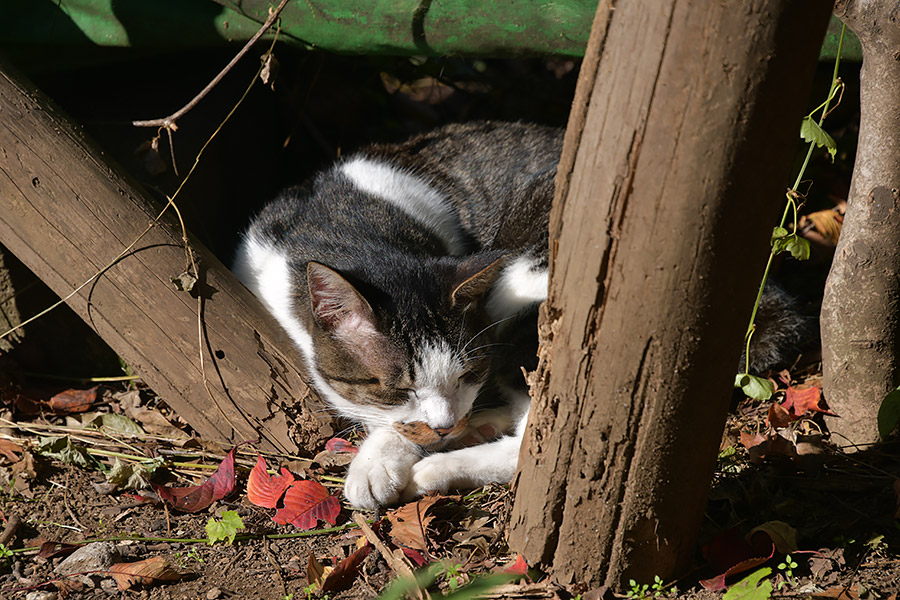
[723,567,773,600]
[206,510,244,545]
[626,579,650,600]
[443,562,465,591]
[626,575,665,599]
[776,554,798,589]
[0,543,13,568]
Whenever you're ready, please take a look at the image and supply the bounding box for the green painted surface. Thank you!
[0,1,861,61]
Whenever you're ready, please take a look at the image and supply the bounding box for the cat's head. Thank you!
[302,255,504,450]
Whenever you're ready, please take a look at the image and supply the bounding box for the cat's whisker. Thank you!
[460,314,518,354]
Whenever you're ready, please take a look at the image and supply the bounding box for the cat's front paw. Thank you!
[403,436,521,501]
[343,430,421,510]
[403,453,461,499]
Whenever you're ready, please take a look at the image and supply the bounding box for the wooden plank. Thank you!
[0,57,332,455]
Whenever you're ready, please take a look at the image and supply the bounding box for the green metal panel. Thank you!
[0,1,861,61]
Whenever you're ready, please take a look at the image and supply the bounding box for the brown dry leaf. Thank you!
[393,416,469,446]
[386,495,452,552]
[748,521,797,554]
[767,401,792,429]
[49,386,99,414]
[307,551,332,587]
[811,585,860,600]
[0,439,23,463]
[109,555,185,590]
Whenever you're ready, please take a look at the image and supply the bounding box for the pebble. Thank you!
[25,591,57,600]
[206,587,222,599]
[54,542,121,576]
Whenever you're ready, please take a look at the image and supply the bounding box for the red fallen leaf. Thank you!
[325,437,359,454]
[37,540,79,559]
[700,525,777,591]
[322,543,372,593]
[782,385,837,417]
[274,480,340,530]
[246,455,296,509]
[154,447,236,512]
[504,554,528,575]
[48,386,99,413]
[401,547,428,567]
[109,555,185,590]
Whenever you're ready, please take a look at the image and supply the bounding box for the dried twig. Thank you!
[132,0,291,129]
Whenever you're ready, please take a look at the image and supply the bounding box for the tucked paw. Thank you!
[402,453,461,500]
[342,430,421,509]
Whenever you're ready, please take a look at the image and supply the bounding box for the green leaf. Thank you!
[378,565,442,600]
[37,435,96,469]
[206,510,244,545]
[735,374,775,400]
[83,413,146,436]
[784,235,810,261]
[442,573,518,600]
[106,457,163,490]
[723,567,773,600]
[878,387,900,439]
[800,116,837,162]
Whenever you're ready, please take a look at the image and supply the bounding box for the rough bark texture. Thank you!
[508,0,832,590]
[822,1,900,446]
[0,58,333,455]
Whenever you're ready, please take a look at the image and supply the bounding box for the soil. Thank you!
[0,373,898,600]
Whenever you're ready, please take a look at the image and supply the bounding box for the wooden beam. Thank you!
[0,57,332,455]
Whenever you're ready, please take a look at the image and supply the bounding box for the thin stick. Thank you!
[132,0,290,129]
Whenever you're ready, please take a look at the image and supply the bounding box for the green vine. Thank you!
[736,25,846,401]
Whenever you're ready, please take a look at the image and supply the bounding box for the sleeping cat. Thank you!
[235,121,559,510]
[235,121,809,510]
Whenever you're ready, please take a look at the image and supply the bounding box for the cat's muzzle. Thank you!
[392,415,470,449]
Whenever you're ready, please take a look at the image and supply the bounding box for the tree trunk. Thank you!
[508,0,832,591]
[821,1,900,447]
[0,58,333,455]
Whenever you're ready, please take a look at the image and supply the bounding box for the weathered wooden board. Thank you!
[0,57,332,455]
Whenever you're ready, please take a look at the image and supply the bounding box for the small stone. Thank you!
[25,591,57,600]
[206,587,222,599]
[100,578,119,594]
[55,542,121,576]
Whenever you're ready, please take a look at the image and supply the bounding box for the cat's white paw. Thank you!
[343,429,421,510]
[403,435,522,501]
[403,453,462,499]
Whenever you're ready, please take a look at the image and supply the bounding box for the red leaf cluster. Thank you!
[153,448,236,512]
[247,455,340,530]
[325,437,359,454]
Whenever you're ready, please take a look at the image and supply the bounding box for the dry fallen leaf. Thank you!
[48,386,99,414]
[246,454,295,509]
[386,495,451,552]
[273,480,340,530]
[153,447,235,512]
[109,555,185,590]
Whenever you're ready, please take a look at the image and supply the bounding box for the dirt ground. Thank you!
[0,372,898,600]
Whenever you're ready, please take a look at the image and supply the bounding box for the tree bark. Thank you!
[509,0,832,591]
[0,58,333,455]
[822,1,900,446]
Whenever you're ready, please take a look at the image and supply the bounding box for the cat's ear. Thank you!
[306,262,377,335]
[451,255,504,308]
